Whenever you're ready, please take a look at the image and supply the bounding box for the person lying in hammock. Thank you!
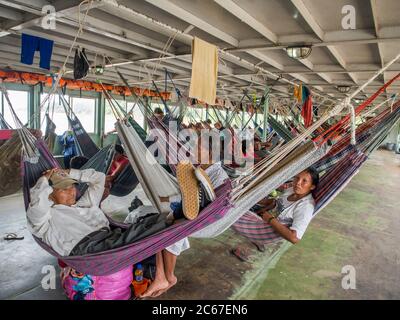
[26,167,189,298]
[161,159,229,224]
[136,142,230,298]
[231,167,319,260]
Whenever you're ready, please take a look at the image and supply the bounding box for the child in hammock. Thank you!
[102,144,129,200]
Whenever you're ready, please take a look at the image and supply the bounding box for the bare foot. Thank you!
[139,278,169,298]
[151,274,178,297]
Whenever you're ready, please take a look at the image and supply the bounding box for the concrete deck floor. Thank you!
[0,149,399,300]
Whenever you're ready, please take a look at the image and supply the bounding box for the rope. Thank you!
[348,103,356,145]
[46,0,93,101]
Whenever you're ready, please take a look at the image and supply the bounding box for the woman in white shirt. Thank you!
[231,167,319,259]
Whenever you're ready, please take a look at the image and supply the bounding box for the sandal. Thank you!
[4,233,24,241]
[176,161,200,220]
[230,246,250,262]
[252,242,266,252]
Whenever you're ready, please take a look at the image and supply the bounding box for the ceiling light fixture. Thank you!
[337,85,351,94]
[94,65,104,75]
[286,46,312,60]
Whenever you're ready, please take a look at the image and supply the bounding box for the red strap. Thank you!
[314,72,400,145]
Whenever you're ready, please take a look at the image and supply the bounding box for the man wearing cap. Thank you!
[27,168,189,297]
[27,168,109,256]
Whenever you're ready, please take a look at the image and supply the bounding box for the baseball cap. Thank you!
[48,171,78,189]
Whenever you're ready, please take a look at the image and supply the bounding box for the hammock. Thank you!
[44,114,57,152]
[20,56,400,276]
[62,105,99,159]
[22,102,397,275]
[22,128,233,275]
[231,101,400,243]
[0,112,11,129]
[267,115,293,142]
[58,92,140,197]
[23,120,325,275]
[0,133,23,197]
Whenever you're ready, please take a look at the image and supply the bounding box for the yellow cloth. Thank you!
[294,84,303,103]
[189,37,218,105]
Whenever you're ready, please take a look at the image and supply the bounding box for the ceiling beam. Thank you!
[0,5,24,20]
[290,0,359,89]
[370,0,384,69]
[204,0,332,88]
[58,14,171,57]
[147,0,239,47]
[144,0,311,92]
[213,0,277,43]
[290,0,324,40]
[229,33,400,53]
[246,50,284,70]
[0,0,103,36]
[370,0,388,102]
[100,1,192,46]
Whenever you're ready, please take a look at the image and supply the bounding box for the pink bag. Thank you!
[61,266,133,300]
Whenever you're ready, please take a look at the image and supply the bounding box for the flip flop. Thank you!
[230,247,250,262]
[4,233,24,241]
[252,242,266,252]
[176,161,200,220]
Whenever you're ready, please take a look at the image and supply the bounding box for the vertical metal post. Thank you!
[395,121,400,154]
[30,84,41,129]
[262,89,270,142]
[96,92,105,147]
[144,96,149,132]
[241,107,245,130]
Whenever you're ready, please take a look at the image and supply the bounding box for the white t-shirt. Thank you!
[274,188,315,239]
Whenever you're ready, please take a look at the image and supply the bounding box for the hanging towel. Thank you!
[21,33,54,70]
[294,84,303,103]
[301,89,313,128]
[73,48,90,80]
[189,37,218,105]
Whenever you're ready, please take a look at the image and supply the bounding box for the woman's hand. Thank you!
[260,211,274,222]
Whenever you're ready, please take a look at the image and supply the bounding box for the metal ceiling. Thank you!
[0,0,399,109]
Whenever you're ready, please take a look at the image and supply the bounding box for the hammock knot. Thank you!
[329,98,349,117]
[348,103,356,145]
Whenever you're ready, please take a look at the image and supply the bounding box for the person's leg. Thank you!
[150,238,190,296]
[139,251,169,298]
[162,249,177,288]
